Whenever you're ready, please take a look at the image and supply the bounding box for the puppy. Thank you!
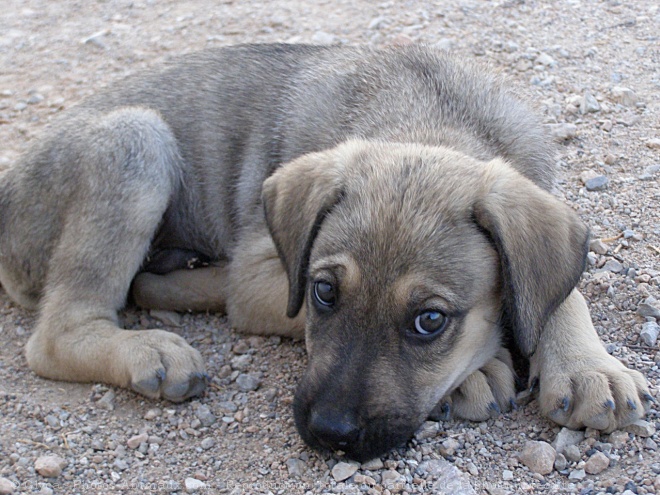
[0,44,650,461]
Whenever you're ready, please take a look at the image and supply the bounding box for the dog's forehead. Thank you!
[314,191,495,307]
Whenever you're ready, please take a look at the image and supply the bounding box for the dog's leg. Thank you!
[430,347,517,422]
[25,107,206,402]
[133,225,305,339]
[132,264,229,313]
[225,225,306,339]
[530,289,651,431]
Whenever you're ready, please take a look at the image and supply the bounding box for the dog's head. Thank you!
[262,140,588,461]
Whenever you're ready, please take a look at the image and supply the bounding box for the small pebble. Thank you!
[96,389,115,410]
[640,321,659,347]
[585,175,609,191]
[127,433,149,449]
[195,405,216,427]
[602,259,624,273]
[568,468,586,480]
[35,455,66,478]
[580,92,600,114]
[0,478,15,495]
[610,86,637,106]
[311,31,336,44]
[236,373,261,392]
[519,440,556,475]
[585,451,610,474]
[564,445,582,462]
[624,420,656,438]
[547,123,577,140]
[589,239,608,255]
[381,469,403,488]
[144,408,161,420]
[286,457,307,478]
[502,469,514,481]
[184,477,206,493]
[554,453,568,471]
[332,462,359,482]
[200,437,215,450]
[553,427,586,454]
[361,458,384,470]
[638,298,660,319]
[232,340,250,354]
[609,430,630,449]
[536,52,555,66]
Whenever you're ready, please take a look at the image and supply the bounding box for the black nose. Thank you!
[308,408,361,450]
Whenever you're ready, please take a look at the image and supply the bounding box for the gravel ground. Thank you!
[1,1,659,494]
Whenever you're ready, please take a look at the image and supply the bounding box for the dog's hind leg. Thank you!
[132,264,229,313]
[133,223,305,338]
[25,107,206,402]
[225,225,306,339]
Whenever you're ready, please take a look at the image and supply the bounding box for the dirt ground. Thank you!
[0,1,659,494]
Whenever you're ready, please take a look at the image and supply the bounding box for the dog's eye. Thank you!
[413,311,448,336]
[313,281,336,307]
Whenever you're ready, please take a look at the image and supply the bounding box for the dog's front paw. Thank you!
[532,351,652,432]
[117,329,207,402]
[430,350,517,422]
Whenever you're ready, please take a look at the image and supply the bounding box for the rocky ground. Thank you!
[1,0,659,494]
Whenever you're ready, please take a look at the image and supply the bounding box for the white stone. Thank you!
[184,478,206,493]
[585,451,609,474]
[331,462,359,482]
[35,455,67,478]
[519,440,556,475]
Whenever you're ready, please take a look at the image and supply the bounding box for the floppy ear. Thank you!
[473,160,589,357]
[261,149,346,318]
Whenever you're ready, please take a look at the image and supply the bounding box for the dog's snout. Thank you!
[308,408,361,450]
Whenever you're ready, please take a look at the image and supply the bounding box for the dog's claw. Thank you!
[509,398,518,411]
[162,372,207,402]
[643,393,655,403]
[131,367,166,397]
[438,402,452,421]
[488,401,501,417]
[561,397,570,412]
[529,377,539,394]
[186,372,208,398]
[427,401,452,422]
[626,399,637,410]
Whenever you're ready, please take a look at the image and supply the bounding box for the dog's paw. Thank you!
[532,351,652,432]
[430,350,516,422]
[117,329,207,402]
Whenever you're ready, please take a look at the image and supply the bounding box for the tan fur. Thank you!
[133,264,229,313]
[226,226,306,339]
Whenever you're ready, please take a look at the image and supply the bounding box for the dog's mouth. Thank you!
[293,386,422,462]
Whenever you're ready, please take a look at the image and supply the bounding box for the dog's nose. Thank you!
[308,408,360,450]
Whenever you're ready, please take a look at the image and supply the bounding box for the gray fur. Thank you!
[2,44,556,304]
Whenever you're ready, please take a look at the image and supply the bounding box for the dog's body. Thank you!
[0,44,650,460]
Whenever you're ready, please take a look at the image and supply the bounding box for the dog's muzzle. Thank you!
[308,407,361,450]
[293,384,421,461]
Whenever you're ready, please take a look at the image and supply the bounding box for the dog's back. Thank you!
[0,44,556,306]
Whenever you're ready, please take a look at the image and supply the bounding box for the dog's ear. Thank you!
[473,160,589,357]
[262,149,346,318]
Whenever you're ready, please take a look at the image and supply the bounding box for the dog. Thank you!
[0,44,651,461]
